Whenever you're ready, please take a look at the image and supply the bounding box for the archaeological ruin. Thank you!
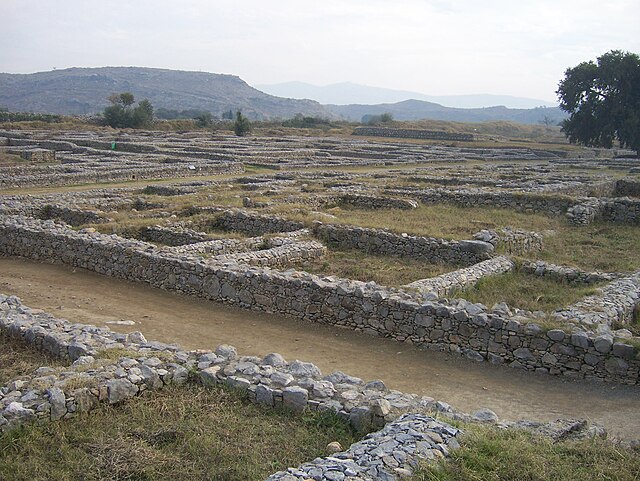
[1,128,639,479]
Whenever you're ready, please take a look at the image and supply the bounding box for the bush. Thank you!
[234,111,251,136]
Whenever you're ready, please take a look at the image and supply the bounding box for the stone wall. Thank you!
[552,273,640,332]
[213,210,306,236]
[216,240,326,268]
[354,127,474,142]
[339,194,419,210]
[405,256,515,298]
[20,149,56,163]
[313,222,494,266]
[37,205,106,226]
[0,293,471,479]
[0,294,610,479]
[0,215,637,384]
[523,261,616,285]
[390,187,575,217]
[568,198,640,226]
[614,179,640,197]
[474,228,543,255]
[138,225,212,246]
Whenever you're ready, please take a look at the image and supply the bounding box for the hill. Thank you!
[256,81,557,109]
[0,67,329,120]
[326,99,566,125]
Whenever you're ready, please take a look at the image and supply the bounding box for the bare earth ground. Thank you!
[1,256,638,440]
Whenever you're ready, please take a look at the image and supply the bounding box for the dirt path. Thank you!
[1,256,638,439]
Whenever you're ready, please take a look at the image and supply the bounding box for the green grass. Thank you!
[272,204,638,273]
[0,333,66,384]
[540,223,640,272]
[297,247,451,286]
[413,424,640,481]
[453,270,601,313]
[0,384,358,481]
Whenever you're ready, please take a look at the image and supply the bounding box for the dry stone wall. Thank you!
[393,187,575,216]
[0,294,611,479]
[339,193,419,210]
[138,225,212,246]
[614,179,640,197]
[552,273,640,332]
[216,240,326,268]
[353,127,474,142]
[523,261,616,285]
[0,294,467,480]
[313,222,494,266]
[405,256,515,298]
[213,210,306,235]
[38,205,106,226]
[20,148,56,162]
[0,215,637,385]
[474,228,543,255]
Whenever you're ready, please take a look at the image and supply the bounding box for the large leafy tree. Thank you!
[557,50,640,156]
[103,92,154,128]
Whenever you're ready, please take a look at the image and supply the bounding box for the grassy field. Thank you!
[539,223,640,273]
[0,384,358,481]
[452,270,601,313]
[0,333,66,384]
[313,204,561,240]
[413,424,640,481]
[297,247,451,286]
[271,204,639,273]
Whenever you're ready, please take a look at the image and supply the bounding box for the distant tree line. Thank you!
[361,112,393,125]
[102,92,154,128]
[282,114,333,128]
[0,107,62,123]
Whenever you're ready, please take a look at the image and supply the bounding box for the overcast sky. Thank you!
[2,0,638,102]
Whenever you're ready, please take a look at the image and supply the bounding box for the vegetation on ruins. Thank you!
[413,424,640,481]
[233,110,252,136]
[557,50,640,156]
[102,92,155,129]
[0,380,357,481]
[0,333,64,384]
[453,269,601,314]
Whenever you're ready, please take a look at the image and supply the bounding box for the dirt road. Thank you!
[1,256,638,439]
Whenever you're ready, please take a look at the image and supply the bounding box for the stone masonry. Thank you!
[0,215,637,384]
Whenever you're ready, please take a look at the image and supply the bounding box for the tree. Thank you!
[103,93,155,128]
[557,50,640,156]
[132,99,154,128]
[362,112,394,125]
[195,112,213,128]
[233,110,251,136]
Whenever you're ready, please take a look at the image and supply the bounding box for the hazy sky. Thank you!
[2,0,638,102]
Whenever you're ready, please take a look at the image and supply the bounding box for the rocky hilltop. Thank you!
[0,67,329,120]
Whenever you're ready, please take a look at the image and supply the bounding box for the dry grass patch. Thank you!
[0,333,66,384]
[540,223,640,272]
[303,204,561,240]
[0,384,359,481]
[297,247,452,287]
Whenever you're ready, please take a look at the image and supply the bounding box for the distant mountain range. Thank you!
[0,67,566,125]
[256,81,557,109]
[326,99,566,124]
[0,67,327,120]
